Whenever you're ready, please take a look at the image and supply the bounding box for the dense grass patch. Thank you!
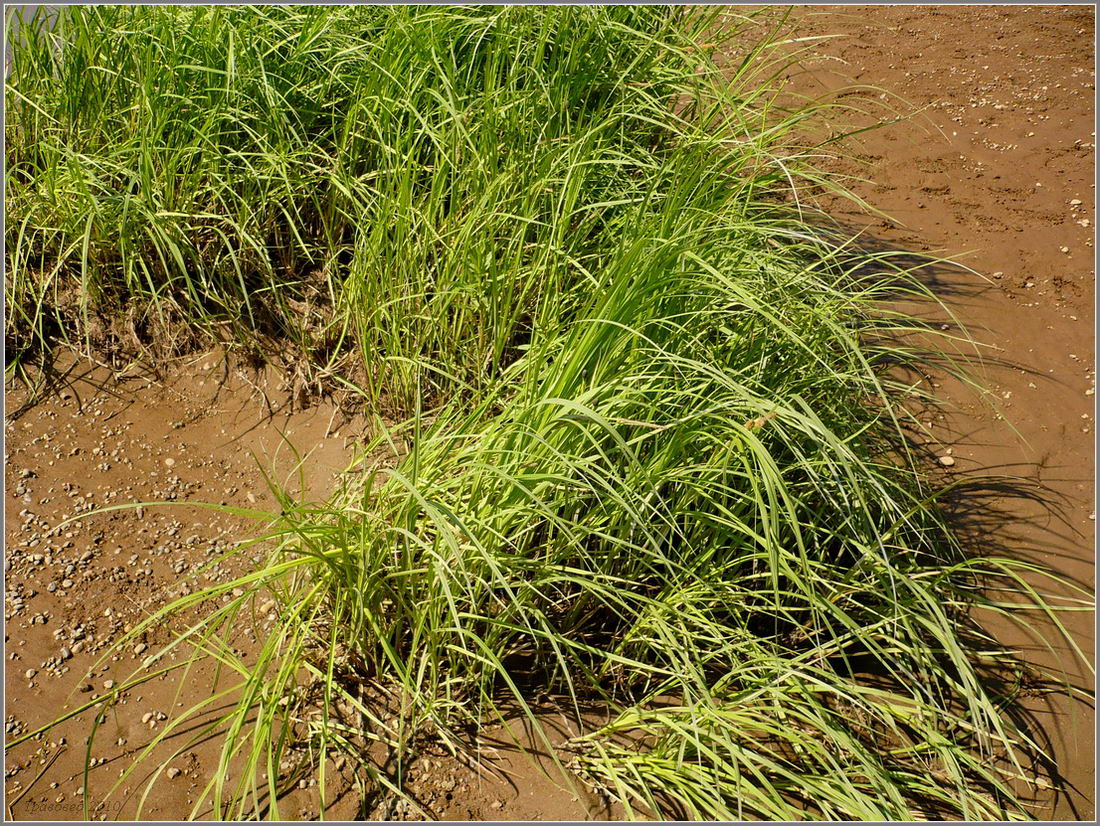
[7,4,816,408]
[6,5,1085,821]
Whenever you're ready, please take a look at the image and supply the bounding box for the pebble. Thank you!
[938,455,956,467]
[24,669,36,680]
[103,679,115,690]
[166,767,181,779]
[134,643,147,655]
[1070,198,1083,205]
[164,458,176,468]
[59,647,72,661]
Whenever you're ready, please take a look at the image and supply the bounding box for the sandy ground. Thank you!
[4,5,1094,821]
[775,5,1095,820]
[3,351,373,819]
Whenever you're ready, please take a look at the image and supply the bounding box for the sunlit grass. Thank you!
[5,4,1089,821]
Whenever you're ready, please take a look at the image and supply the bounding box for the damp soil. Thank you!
[3,349,373,820]
[4,5,1095,821]
[770,5,1095,820]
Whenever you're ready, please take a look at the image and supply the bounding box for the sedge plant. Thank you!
[5,4,1090,821]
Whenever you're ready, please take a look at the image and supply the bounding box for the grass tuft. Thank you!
[5,5,1089,821]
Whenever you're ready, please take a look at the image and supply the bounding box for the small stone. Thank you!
[1070,198,1083,205]
[164,458,176,468]
[1060,246,1070,253]
[133,643,147,655]
[166,767,181,779]
[61,579,74,589]
[24,669,36,680]
[59,647,72,661]
[142,712,154,725]
[938,455,956,467]
[1086,388,1095,396]
[246,492,257,504]
[103,679,115,690]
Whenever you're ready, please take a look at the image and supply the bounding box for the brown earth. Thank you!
[771,4,1095,820]
[4,4,1095,821]
[3,350,373,820]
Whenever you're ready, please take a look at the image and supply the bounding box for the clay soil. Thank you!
[4,5,1095,821]
[771,5,1095,820]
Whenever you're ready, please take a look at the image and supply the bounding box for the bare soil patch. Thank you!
[4,350,369,819]
[773,5,1095,819]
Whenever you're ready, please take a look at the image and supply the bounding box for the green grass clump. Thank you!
[5,5,1087,822]
[8,4,794,408]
